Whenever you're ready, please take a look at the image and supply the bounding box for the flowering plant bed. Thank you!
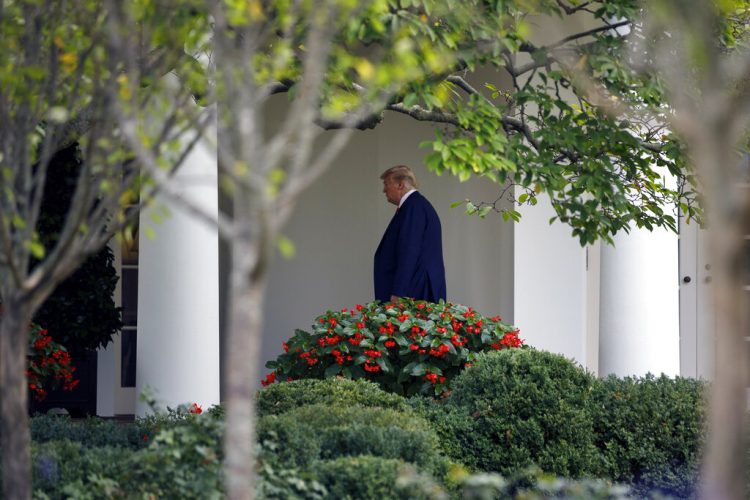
[27,322,78,401]
[265,298,523,396]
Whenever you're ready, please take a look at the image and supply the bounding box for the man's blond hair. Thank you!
[380,165,417,188]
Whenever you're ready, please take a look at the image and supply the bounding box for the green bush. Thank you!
[255,459,328,500]
[257,403,447,476]
[25,411,224,499]
[458,467,634,500]
[256,378,408,417]
[417,349,601,478]
[30,414,149,450]
[119,411,224,498]
[590,374,707,498]
[312,456,445,500]
[266,298,522,396]
[31,440,132,499]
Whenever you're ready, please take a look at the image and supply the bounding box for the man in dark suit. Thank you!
[374,165,447,303]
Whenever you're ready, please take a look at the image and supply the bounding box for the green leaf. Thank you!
[324,364,341,378]
[410,363,427,376]
[28,241,45,259]
[277,234,296,259]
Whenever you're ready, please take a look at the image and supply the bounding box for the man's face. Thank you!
[382,177,402,206]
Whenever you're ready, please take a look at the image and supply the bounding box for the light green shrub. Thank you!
[256,378,408,417]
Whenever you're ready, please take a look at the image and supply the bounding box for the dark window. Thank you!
[121,268,138,327]
[121,328,137,387]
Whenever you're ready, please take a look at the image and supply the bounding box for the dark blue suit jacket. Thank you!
[374,191,446,302]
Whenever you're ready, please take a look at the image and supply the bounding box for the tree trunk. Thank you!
[700,228,749,500]
[0,297,32,500]
[224,253,267,500]
[699,148,750,500]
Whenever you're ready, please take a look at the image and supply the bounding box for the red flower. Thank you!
[424,373,438,384]
[384,340,396,348]
[356,304,364,311]
[328,318,337,326]
[363,361,381,373]
[282,342,289,352]
[188,402,203,414]
[409,344,419,351]
[356,322,365,329]
[261,372,277,387]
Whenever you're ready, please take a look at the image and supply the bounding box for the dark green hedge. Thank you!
[590,374,707,498]
[30,414,149,450]
[312,456,441,500]
[413,348,602,478]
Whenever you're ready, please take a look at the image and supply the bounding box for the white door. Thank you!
[678,217,715,379]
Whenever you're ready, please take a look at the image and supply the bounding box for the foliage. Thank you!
[30,440,133,500]
[311,456,444,500]
[27,323,78,401]
[414,349,601,477]
[257,403,447,475]
[458,466,634,500]
[590,374,708,498]
[230,0,706,244]
[255,457,328,500]
[256,378,409,417]
[265,298,522,396]
[407,0,700,244]
[32,145,122,352]
[119,410,224,498]
[25,408,224,499]
[29,414,149,450]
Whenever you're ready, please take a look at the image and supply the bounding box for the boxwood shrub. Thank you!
[414,348,601,478]
[257,403,447,476]
[31,440,132,499]
[590,374,707,498]
[312,456,443,500]
[30,414,150,450]
[256,378,408,417]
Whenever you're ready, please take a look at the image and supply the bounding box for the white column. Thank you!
[514,192,590,366]
[135,129,220,415]
[599,226,680,377]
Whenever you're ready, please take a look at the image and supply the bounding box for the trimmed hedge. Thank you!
[30,414,150,450]
[257,403,447,476]
[590,374,707,498]
[32,440,132,499]
[8,350,720,499]
[312,456,442,500]
[414,348,601,478]
[256,378,408,417]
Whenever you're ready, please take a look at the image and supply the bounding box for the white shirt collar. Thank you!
[398,189,417,208]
